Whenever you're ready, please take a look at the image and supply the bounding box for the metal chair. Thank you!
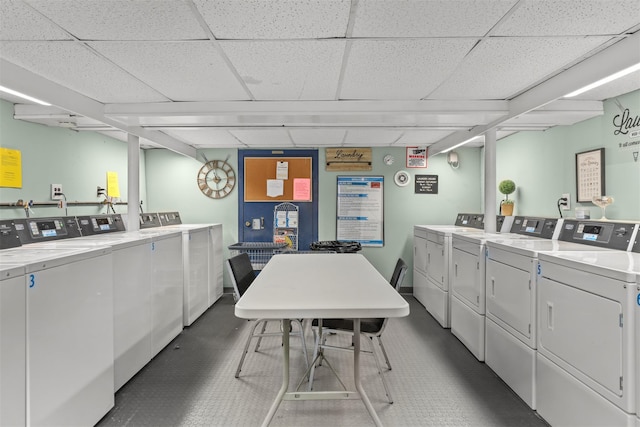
[308,258,408,402]
[226,252,309,378]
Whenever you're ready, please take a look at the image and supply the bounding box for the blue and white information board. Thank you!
[336,176,384,247]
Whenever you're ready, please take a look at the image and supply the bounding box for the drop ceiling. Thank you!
[0,0,639,158]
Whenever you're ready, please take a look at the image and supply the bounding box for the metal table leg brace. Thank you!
[260,319,383,426]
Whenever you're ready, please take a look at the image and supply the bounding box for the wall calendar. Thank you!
[575,148,605,203]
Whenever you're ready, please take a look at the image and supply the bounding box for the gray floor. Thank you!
[97,294,549,427]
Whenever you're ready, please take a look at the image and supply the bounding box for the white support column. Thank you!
[484,129,497,233]
[127,134,140,232]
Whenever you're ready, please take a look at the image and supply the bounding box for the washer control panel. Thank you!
[158,211,182,226]
[510,216,560,239]
[559,220,636,250]
[77,214,125,236]
[12,216,81,243]
[0,220,22,249]
[139,213,161,229]
[454,213,484,229]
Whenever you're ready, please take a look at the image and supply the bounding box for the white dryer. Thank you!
[0,246,114,427]
[414,214,487,328]
[414,214,526,328]
[0,263,26,427]
[65,230,155,392]
[157,212,224,324]
[131,214,185,355]
[535,229,640,427]
[450,231,549,361]
[484,220,635,410]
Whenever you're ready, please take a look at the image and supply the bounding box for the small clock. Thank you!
[394,170,411,187]
[197,159,236,199]
[383,154,394,165]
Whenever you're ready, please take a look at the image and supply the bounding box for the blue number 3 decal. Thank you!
[637,293,640,306]
[29,274,35,288]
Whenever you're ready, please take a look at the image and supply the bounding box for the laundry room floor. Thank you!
[97,294,549,427]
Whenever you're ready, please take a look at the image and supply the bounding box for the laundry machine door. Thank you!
[452,246,482,312]
[486,254,535,346]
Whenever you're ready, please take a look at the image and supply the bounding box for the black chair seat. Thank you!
[312,318,384,334]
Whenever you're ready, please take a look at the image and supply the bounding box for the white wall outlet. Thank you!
[51,184,63,200]
[561,193,570,211]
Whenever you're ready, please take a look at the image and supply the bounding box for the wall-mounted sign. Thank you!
[336,176,384,247]
[406,146,427,168]
[415,175,438,194]
[326,148,372,171]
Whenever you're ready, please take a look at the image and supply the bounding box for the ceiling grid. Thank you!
[0,0,637,154]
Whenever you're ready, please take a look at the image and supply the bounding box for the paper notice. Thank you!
[293,178,311,201]
[267,179,284,197]
[276,161,289,179]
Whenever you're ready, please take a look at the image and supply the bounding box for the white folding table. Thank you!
[234,253,410,426]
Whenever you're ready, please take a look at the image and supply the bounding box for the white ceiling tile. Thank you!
[289,129,347,147]
[394,130,456,146]
[352,0,517,37]
[220,40,345,100]
[25,0,206,40]
[193,0,351,39]
[89,41,249,101]
[343,130,403,146]
[229,129,294,146]
[0,41,168,103]
[340,39,477,100]
[494,0,640,36]
[0,0,72,40]
[430,36,611,100]
[162,129,245,148]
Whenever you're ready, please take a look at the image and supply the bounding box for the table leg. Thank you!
[354,319,383,427]
[261,318,290,427]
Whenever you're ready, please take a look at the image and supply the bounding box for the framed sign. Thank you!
[415,175,438,194]
[406,147,427,168]
[336,176,384,247]
[575,148,605,202]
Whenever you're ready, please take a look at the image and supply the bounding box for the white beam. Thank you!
[0,59,196,159]
[428,32,640,156]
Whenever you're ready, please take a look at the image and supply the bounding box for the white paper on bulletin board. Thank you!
[336,176,384,247]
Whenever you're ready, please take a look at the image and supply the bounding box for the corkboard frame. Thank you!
[244,157,313,202]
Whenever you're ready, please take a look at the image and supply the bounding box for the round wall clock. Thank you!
[197,159,236,199]
[383,154,394,165]
[394,170,411,187]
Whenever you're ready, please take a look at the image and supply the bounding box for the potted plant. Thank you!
[498,179,516,216]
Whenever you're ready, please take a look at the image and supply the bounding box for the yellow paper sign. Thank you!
[107,171,121,198]
[0,147,22,188]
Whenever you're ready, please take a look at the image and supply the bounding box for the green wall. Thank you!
[143,146,483,288]
[2,89,638,290]
[495,89,640,220]
[0,99,146,219]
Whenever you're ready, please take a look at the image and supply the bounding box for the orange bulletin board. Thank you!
[244,157,313,202]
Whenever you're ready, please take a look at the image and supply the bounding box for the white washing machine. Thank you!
[0,246,114,427]
[131,214,185,355]
[157,212,224,325]
[484,220,635,410]
[70,230,155,392]
[414,218,487,328]
[450,233,548,361]
[0,263,26,427]
[450,216,563,361]
[414,214,526,328]
[535,230,640,427]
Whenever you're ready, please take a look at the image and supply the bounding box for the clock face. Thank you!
[197,160,236,199]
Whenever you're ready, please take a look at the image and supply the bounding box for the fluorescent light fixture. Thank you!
[0,85,51,106]
[564,62,640,98]
[441,136,483,153]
